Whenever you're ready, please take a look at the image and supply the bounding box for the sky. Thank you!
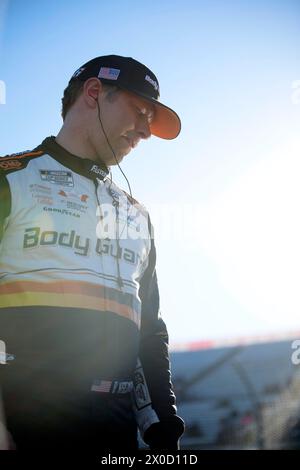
[0,0,300,346]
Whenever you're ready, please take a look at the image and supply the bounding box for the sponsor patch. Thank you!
[89,164,108,179]
[0,159,23,170]
[58,190,88,214]
[145,74,159,91]
[40,170,74,187]
[133,366,152,409]
[43,206,81,219]
[58,190,89,203]
[29,184,53,205]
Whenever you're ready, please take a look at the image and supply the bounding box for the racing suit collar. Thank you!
[39,136,110,181]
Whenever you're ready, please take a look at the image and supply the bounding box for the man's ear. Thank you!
[83,78,103,106]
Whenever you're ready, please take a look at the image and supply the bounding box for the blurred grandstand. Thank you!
[170,332,300,449]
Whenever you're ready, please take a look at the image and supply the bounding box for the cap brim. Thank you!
[150,100,181,140]
[118,86,181,140]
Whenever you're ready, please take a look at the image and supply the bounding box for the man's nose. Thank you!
[136,120,151,140]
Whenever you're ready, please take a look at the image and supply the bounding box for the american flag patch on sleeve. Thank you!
[91,380,112,393]
[91,379,133,394]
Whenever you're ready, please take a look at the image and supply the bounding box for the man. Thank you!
[0,55,184,451]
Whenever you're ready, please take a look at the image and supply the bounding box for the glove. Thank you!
[143,416,185,451]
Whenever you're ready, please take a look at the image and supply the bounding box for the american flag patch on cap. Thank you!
[98,67,120,80]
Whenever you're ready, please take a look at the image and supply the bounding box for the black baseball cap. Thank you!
[69,55,181,140]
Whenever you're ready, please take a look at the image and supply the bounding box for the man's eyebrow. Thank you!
[135,97,155,114]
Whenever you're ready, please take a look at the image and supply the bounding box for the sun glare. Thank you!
[201,140,300,329]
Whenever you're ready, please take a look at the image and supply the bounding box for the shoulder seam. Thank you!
[0,150,44,161]
[0,149,46,175]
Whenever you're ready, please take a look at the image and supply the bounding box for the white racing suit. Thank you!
[0,137,184,450]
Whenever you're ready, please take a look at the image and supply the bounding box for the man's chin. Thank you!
[107,152,126,166]
[102,141,132,166]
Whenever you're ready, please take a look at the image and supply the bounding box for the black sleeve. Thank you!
[137,219,184,447]
[0,173,11,242]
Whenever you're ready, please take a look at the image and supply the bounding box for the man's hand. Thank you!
[143,416,185,451]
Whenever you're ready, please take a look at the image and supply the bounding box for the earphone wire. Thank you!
[95,96,138,286]
[96,99,132,198]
